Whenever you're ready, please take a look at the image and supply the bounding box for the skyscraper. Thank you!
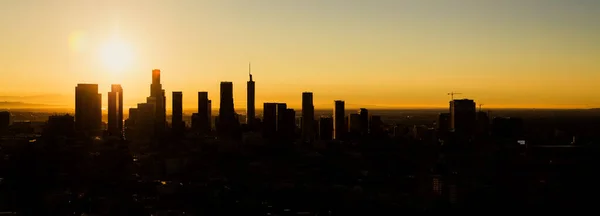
[172,91,183,136]
[246,63,256,126]
[301,92,315,142]
[348,113,361,135]
[150,69,166,133]
[218,82,237,138]
[219,82,235,119]
[359,108,369,136]
[283,108,296,140]
[196,92,211,134]
[263,103,278,139]
[333,100,345,140]
[135,102,156,140]
[208,99,212,130]
[75,84,102,136]
[450,99,476,137]
[276,103,288,134]
[108,84,123,137]
[125,107,137,139]
[319,117,333,140]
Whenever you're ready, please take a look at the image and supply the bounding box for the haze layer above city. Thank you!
[1,0,599,109]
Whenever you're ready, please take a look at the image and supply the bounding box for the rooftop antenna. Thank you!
[447,92,462,100]
[248,62,253,81]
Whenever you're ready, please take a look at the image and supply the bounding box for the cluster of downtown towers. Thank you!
[74,69,378,141]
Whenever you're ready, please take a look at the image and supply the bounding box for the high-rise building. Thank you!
[476,111,490,136]
[319,117,333,140]
[150,69,166,133]
[135,102,156,140]
[348,113,361,135]
[276,103,288,134]
[301,92,315,142]
[262,103,278,139]
[333,100,345,140]
[219,82,235,118]
[172,91,184,135]
[108,84,123,137]
[125,108,137,139]
[196,91,211,134]
[283,108,296,140]
[246,63,256,126]
[208,99,212,130]
[359,108,369,136]
[75,84,102,136]
[45,114,75,137]
[218,82,237,138]
[450,99,476,137]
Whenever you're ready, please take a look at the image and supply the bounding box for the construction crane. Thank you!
[447,92,462,100]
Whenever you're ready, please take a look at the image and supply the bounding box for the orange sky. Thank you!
[1,0,599,109]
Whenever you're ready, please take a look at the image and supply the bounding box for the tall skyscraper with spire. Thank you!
[246,63,256,127]
[150,69,166,133]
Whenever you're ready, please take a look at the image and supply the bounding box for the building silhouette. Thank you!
[333,100,345,140]
[194,91,211,134]
[319,116,333,140]
[134,101,156,140]
[359,108,369,136]
[207,99,212,130]
[172,91,184,136]
[107,84,123,137]
[75,84,101,136]
[301,92,315,142]
[246,64,256,127]
[476,111,490,136]
[262,103,278,139]
[283,108,296,140]
[218,82,238,139]
[450,99,476,137]
[45,114,75,137]
[348,113,361,136]
[150,69,167,134]
[276,103,288,135]
[125,107,137,138]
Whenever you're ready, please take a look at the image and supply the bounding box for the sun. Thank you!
[99,38,133,73]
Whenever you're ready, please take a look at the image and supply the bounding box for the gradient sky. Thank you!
[1,0,599,109]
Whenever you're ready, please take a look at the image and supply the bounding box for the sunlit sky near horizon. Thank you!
[1,0,599,109]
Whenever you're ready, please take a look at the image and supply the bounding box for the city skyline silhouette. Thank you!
[2,0,600,109]
[2,1,600,214]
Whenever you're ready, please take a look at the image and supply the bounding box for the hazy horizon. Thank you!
[2,0,600,109]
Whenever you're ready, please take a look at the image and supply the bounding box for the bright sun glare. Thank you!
[99,38,133,73]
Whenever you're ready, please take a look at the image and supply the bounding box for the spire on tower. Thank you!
[249,62,253,81]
